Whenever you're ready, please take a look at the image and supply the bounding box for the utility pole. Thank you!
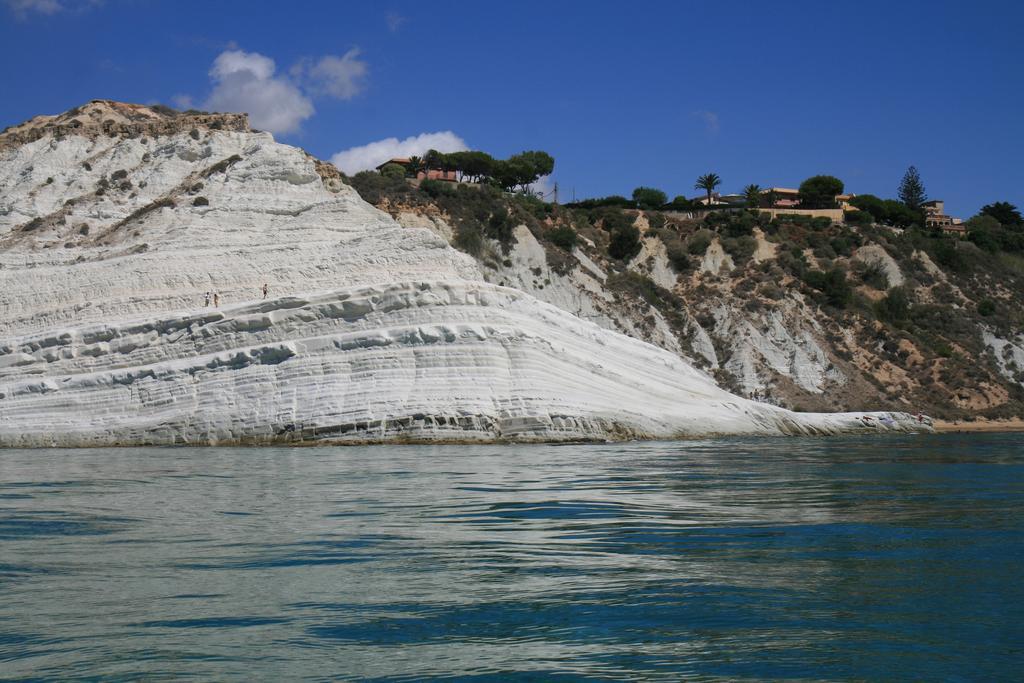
[553,182,558,205]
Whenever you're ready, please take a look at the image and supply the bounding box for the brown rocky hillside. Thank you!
[349,173,1024,421]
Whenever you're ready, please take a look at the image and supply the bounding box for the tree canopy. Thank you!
[387,149,554,195]
[980,201,1023,228]
[967,209,1024,253]
[898,166,927,210]
[491,151,555,193]
[743,184,762,208]
[632,186,667,209]
[849,193,921,227]
[445,151,495,183]
[379,162,406,179]
[798,175,844,209]
[694,173,721,204]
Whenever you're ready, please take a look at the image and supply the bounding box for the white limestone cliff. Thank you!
[0,101,930,445]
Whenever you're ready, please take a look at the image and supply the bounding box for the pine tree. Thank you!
[898,166,927,210]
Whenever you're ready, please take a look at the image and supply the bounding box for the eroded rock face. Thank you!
[0,102,929,445]
[0,100,249,150]
[984,329,1024,387]
[853,244,905,288]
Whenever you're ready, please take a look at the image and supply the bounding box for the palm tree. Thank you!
[407,155,424,179]
[695,173,722,206]
[743,184,762,208]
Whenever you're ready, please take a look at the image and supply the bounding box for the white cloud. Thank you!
[5,0,63,16]
[330,131,468,174]
[210,49,275,81]
[385,11,406,32]
[693,110,720,136]
[202,49,314,135]
[298,49,368,100]
[5,0,99,17]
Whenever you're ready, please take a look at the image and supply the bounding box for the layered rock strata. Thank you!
[0,103,929,445]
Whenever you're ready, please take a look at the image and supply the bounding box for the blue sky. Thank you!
[1,0,1021,217]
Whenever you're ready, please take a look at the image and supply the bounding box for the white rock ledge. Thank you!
[0,280,930,447]
[0,115,931,446]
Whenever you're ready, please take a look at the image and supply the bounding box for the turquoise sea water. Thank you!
[0,434,1022,681]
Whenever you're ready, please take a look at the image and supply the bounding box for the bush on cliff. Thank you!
[608,223,641,260]
[722,235,757,263]
[547,225,577,251]
[875,287,911,322]
[350,170,414,205]
[803,266,852,308]
[687,230,713,255]
[380,163,406,179]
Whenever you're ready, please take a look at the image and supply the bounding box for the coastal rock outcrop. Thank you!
[0,102,929,445]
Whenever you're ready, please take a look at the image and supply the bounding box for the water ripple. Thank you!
[0,434,1021,680]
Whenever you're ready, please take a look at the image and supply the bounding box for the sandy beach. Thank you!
[933,418,1024,433]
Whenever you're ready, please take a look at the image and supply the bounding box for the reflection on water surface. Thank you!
[0,434,1021,680]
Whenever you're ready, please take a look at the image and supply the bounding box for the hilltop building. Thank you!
[375,158,458,182]
[922,200,965,234]
[762,187,801,209]
[691,192,745,207]
[688,187,852,222]
[759,188,856,211]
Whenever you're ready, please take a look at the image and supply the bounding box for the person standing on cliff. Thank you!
[204,291,211,307]
[213,292,220,307]
[262,283,268,299]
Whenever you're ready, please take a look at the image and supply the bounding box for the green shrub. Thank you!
[487,209,514,243]
[858,261,888,289]
[547,225,577,251]
[454,222,483,256]
[803,267,852,308]
[688,230,713,255]
[567,195,633,210]
[594,207,634,233]
[875,287,910,322]
[420,179,456,198]
[513,193,550,219]
[350,170,412,205]
[202,154,243,178]
[665,243,690,271]
[978,299,996,317]
[933,239,969,272]
[646,212,666,230]
[192,196,209,207]
[631,186,667,209]
[607,271,680,311]
[150,104,178,117]
[722,235,757,263]
[720,211,756,237]
[380,163,406,179]
[845,209,872,225]
[608,224,641,260]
